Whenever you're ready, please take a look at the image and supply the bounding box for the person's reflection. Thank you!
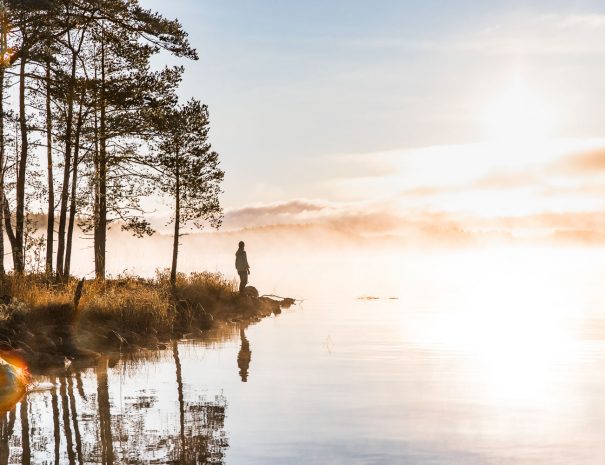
[237,328,251,382]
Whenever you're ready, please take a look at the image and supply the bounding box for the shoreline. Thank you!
[0,272,292,374]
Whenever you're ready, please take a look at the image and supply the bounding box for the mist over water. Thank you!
[6,236,605,464]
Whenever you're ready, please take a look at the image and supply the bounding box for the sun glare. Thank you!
[484,78,555,146]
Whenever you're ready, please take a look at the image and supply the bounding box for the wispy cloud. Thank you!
[555,148,605,172]
[550,14,605,30]
[347,13,605,56]
[223,199,402,233]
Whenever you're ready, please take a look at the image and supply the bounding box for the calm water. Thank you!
[3,246,605,464]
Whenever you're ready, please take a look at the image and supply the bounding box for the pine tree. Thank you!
[152,100,224,287]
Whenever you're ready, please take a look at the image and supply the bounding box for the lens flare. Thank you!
[0,354,30,412]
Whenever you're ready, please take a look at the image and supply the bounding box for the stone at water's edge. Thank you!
[244,286,260,298]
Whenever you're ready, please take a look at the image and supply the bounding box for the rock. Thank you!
[280,298,296,309]
[244,286,259,298]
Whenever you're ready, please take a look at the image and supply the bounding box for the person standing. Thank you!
[235,241,250,294]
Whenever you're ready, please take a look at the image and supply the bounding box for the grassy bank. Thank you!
[0,271,288,370]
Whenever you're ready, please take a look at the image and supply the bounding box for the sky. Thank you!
[140,0,605,242]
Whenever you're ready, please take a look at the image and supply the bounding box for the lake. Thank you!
[3,244,605,464]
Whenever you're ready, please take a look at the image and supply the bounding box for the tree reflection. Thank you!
[0,408,15,465]
[171,341,229,464]
[0,347,231,464]
[19,398,30,465]
[68,377,84,465]
[173,341,186,451]
[60,377,76,465]
[97,358,115,465]
[50,376,60,465]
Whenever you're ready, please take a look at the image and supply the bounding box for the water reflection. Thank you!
[50,376,60,465]
[0,339,233,464]
[19,397,29,465]
[171,341,228,464]
[96,359,113,465]
[237,329,251,383]
[0,409,15,465]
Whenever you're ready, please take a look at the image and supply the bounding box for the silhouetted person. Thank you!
[235,241,250,294]
[237,328,251,382]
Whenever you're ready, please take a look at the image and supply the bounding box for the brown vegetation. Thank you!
[0,272,286,371]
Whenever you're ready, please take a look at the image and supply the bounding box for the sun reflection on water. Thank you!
[401,248,583,410]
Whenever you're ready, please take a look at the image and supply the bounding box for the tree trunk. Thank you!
[45,57,54,275]
[64,99,84,277]
[170,157,180,288]
[0,190,4,279]
[3,198,17,268]
[95,32,107,279]
[0,63,6,277]
[95,26,107,280]
[56,50,78,278]
[14,53,27,273]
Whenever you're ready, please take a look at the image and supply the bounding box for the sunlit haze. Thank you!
[132,0,605,249]
[3,2,605,464]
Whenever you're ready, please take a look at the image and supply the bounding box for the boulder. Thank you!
[244,286,259,298]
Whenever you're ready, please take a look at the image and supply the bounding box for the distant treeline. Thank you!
[0,0,224,285]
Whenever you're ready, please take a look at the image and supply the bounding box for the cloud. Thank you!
[219,195,605,248]
[353,13,605,56]
[464,211,605,232]
[226,199,326,218]
[400,186,459,197]
[551,14,605,30]
[222,199,332,230]
[556,148,605,173]
[398,171,542,199]
[471,171,541,189]
[223,199,422,234]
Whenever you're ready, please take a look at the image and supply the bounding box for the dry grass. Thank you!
[81,278,175,336]
[172,272,238,310]
[0,270,282,360]
[0,271,241,346]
